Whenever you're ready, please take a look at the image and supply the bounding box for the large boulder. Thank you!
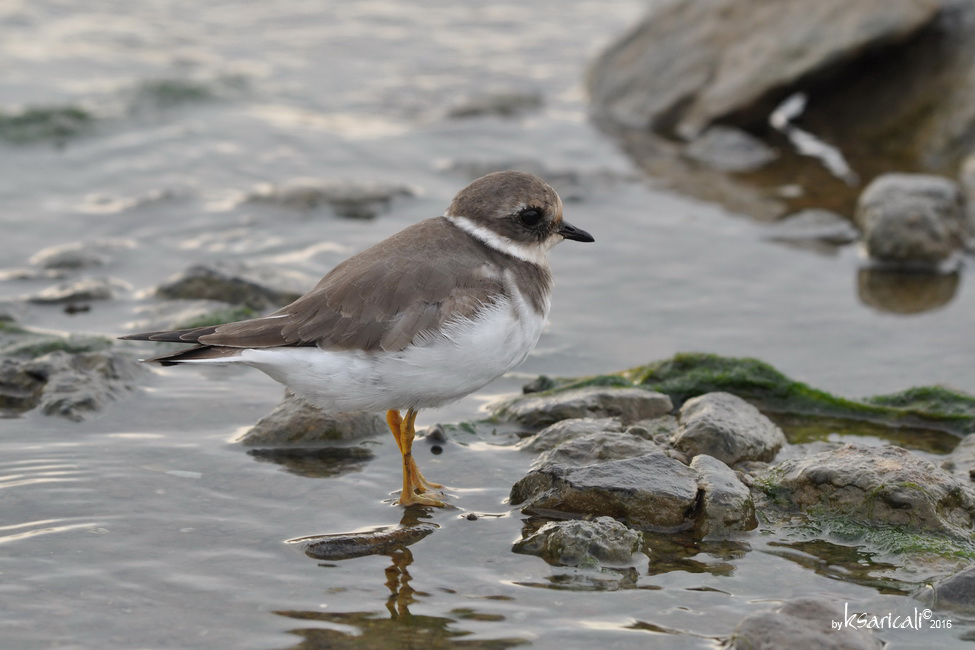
[587,0,939,137]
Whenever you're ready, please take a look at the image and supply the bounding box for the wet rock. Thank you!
[238,392,387,446]
[247,178,418,219]
[291,523,437,561]
[533,431,666,469]
[767,444,975,537]
[518,417,625,453]
[765,209,860,247]
[588,0,938,137]
[512,517,644,567]
[683,126,777,172]
[0,322,110,358]
[0,357,46,413]
[495,386,673,428]
[921,565,975,613]
[0,105,93,144]
[690,454,757,536]
[447,89,543,119]
[27,277,128,304]
[729,598,883,650]
[155,262,305,311]
[854,173,968,266]
[673,392,785,465]
[1,349,138,421]
[510,453,699,530]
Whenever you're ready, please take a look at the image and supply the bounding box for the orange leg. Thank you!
[385,408,445,506]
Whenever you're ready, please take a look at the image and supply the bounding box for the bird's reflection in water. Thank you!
[277,509,528,648]
[383,546,416,618]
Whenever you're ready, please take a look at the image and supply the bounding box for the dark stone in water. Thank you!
[291,523,438,561]
[729,598,883,649]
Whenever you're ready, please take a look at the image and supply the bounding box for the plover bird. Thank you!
[122,171,594,506]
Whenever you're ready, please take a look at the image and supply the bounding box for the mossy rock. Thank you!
[624,352,975,435]
[0,106,93,144]
[0,322,110,358]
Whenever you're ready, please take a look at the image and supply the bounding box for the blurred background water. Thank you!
[2,1,974,648]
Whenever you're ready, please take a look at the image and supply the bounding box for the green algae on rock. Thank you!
[628,353,975,435]
[0,322,111,359]
[0,106,93,144]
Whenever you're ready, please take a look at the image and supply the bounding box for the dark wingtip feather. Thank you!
[144,344,242,365]
[118,325,220,343]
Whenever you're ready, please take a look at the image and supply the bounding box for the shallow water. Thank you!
[2,1,975,648]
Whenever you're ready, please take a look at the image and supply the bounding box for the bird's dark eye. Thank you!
[518,207,543,227]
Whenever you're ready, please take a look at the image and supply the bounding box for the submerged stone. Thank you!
[513,517,644,567]
[921,566,975,614]
[291,523,437,561]
[729,598,883,650]
[674,392,785,465]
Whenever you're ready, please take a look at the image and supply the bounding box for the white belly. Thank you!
[236,295,547,411]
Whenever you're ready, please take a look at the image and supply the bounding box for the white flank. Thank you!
[233,294,547,412]
[445,215,556,265]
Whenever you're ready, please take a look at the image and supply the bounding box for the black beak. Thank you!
[558,220,594,243]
